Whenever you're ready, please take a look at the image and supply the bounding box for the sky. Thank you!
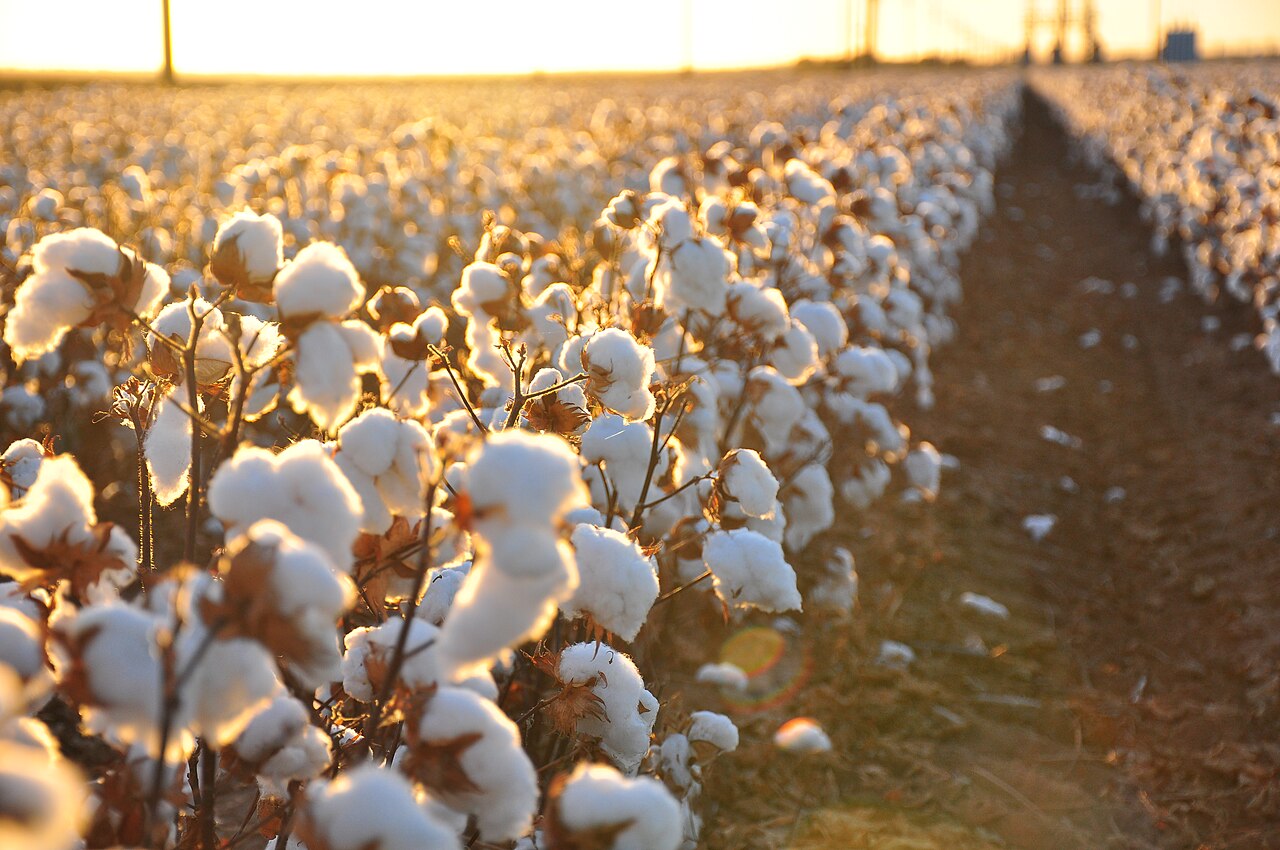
[1,0,1278,77]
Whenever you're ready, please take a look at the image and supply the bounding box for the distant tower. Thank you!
[1024,0,1102,65]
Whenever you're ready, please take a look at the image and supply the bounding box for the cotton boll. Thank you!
[341,619,444,701]
[300,764,461,850]
[563,524,659,642]
[702,529,801,613]
[769,320,820,384]
[663,236,729,317]
[726,281,789,342]
[548,762,682,850]
[744,367,804,456]
[0,607,51,710]
[784,159,836,205]
[288,320,376,434]
[148,298,234,384]
[461,429,588,531]
[790,299,848,359]
[145,386,195,507]
[3,268,93,362]
[273,241,364,320]
[405,685,538,843]
[177,626,280,748]
[211,210,284,294]
[0,454,104,586]
[808,547,858,614]
[434,540,575,681]
[558,642,658,775]
[840,458,891,509]
[336,408,434,532]
[716,449,778,520]
[451,262,512,319]
[582,328,656,421]
[688,711,738,754]
[416,561,471,627]
[0,740,86,850]
[781,464,835,551]
[230,694,332,794]
[49,601,183,759]
[695,662,748,692]
[834,346,900,398]
[208,440,363,571]
[580,413,661,514]
[774,717,832,753]
[904,442,942,502]
[1,439,45,499]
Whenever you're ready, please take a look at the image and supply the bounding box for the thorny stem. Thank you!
[429,344,488,434]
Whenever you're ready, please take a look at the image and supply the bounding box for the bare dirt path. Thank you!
[705,89,1280,850]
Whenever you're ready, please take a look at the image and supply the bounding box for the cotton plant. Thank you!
[0,72,1018,850]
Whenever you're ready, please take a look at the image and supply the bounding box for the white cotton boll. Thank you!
[0,384,45,433]
[213,210,284,284]
[136,261,170,319]
[702,529,801,613]
[877,640,916,670]
[0,454,98,584]
[287,321,361,433]
[381,348,431,419]
[149,298,234,382]
[688,711,738,753]
[958,592,1010,620]
[834,346,900,398]
[178,628,280,748]
[580,413,659,513]
[559,643,658,775]
[30,227,119,277]
[551,762,682,850]
[774,717,832,754]
[462,429,588,530]
[335,452,391,534]
[646,195,695,248]
[465,317,507,387]
[0,740,86,850]
[769,321,820,385]
[557,333,592,377]
[808,547,858,614]
[718,449,778,520]
[0,584,41,620]
[695,662,748,692]
[208,440,363,572]
[145,386,194,507]
[232,694,331,793]
[408,685,538,843]
[841,459,891,509]
[273,242,364,320]
[417,562,471,627]
[563,524,659,642]
[1,439,44,499]
[3,269,93,362]
[782,464,835,551]
[790,299,848,358]
[726,281,789,342]
[451,262,510,319]
[0,607,51,710]
[663,236,729,317]
[582,328,656,421]
[302,764,461,850]
[658,733,696,796]
[48,601,181,758]
[434,541,574,682]
[744,367,804,456]
[342,619,443,702]
[784,159,836,205]
[1023,514,1056,542]
[904,442,942,502]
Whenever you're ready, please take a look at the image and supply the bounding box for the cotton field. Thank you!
[0,68,1025,850]
[1033,63,1280,370]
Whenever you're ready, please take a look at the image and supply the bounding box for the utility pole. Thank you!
[161,0,175,84]
[1153,0,1163,60]
[844,0,854,61]
[864,0,879,62]
[682,0,693,72]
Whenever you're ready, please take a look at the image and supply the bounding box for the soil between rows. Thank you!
[701,88,1280,850]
